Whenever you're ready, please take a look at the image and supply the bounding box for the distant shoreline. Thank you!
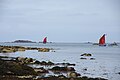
[0,40,119,44]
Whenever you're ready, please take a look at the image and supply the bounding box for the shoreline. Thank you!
[0,45,52,53]
[0,44,120,80]
[0,55,108,80]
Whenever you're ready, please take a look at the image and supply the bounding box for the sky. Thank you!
[0,0,120,43]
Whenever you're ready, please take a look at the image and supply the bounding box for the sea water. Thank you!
[0,42,120,80]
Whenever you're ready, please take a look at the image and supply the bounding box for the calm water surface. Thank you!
[0,42,120,80]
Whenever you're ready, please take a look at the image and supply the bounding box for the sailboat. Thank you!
[99,34,106,46]
[43,37,47,44]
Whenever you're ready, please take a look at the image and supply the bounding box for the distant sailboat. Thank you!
[99,34,106,46]
[43,37,47,44]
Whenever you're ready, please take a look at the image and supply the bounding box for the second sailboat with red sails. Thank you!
[43,37,47,44]
[99,34,106,46]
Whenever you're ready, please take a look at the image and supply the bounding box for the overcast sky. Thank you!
[0,0,120,43]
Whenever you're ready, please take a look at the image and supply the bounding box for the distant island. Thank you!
[13,40,36,43]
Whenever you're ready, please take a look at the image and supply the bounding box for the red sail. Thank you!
[43,37,47,44]
[99,34,106,46]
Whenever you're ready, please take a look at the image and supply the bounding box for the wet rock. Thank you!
[0,45,52,53]
[16,57,25,61]
[0,60,37,76]
[34,67,49,74]
[51,50,56,52]
[34,61,54,65]
[49,66,75,72]
[0,46,26,53]
[26,47,38,50]
[81,53,92,56]
[58,75,66,78]
[0,76,108,80]
[38,48,50,52]
[0,48,16,53]
[57,63,76,66]
[94,77,108,80]
[17,48,26,51]
[26,58,33,63]
[118,72,120,75]
[34,60,41,64]
[47,61,54,65]
[67,72,81,78]
[16,57,25,64]
[16,57,34,64]
[88,78,95,80]
[40,61,47,65]
[69,78,75,80]
[90,58,95,60]
[82,76,89,79]
[83,68,87,71]
[17,75,33,79]
[67,67,75,71]
[80,57,87,60]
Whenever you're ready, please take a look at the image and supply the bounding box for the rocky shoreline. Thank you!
[0,56,108,80]
[0,45,51,53]
[0,45,108,80]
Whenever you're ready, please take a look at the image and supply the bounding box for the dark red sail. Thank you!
[99,34,106,46]
[43,37,47,44]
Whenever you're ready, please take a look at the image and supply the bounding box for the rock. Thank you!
[49,66,61,71]
[81,53,92,56]
[26,47,38,50]
[60,63,76,66]
[16,57,34,64]
[88,78,94,80]
[17,57,25,61]
[51,50,56,52]
[118,72,120,75]
[26,58,33,63]
[17,75,33,79]
[94,77,108,80]
[50,66,75,72]
[69,78,75,80]
[17,48,26,51]
[47,61,54,65]
[56,63,75,66]
[80,57,87,59]
[0,60,37,76]
[16,57,26,64]
[34,61,54,65]
[67,67,75,71]
[1,48,16,53]
[58,75,66,78]
[34,60,41,64]
[40,61,47,65]
[67,72,81,78]
[90,58,95,60]
[82,76,89,79]
[83,68,87,71]
[34,67,49,74]
[0,45,52,53]
[38,48,50,52]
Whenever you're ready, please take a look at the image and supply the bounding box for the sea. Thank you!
[0,42,120,80]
